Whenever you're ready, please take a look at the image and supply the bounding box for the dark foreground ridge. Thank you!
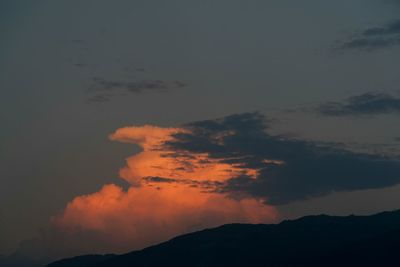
[47,209,400,267]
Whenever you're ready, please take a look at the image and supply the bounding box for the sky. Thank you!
[2,0,400,262]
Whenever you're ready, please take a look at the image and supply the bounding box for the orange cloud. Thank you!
[53,184,277,253]
[53,125,278,254]
[110,125,260,185]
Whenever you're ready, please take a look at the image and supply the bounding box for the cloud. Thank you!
[31,121,278,260]
[338,19,400,51]
[19,112,400,261]
[315,92,400,116]
[86,78,186,103]
[53,184,276,254]
[164,113,400,204]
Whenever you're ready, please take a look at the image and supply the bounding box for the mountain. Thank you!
[47,209,400,267]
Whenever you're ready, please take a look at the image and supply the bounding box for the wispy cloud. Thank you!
[338,19,400,52]
[86,78,186,103]
[315,92,400,116]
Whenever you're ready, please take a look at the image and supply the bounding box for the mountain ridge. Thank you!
[47,209,400,267]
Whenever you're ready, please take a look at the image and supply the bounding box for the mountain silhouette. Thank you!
[47,209,400,267]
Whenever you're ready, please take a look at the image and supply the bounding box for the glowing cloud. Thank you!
[110,125,260,186]
[52,124,278,255]
[54,184,276,253]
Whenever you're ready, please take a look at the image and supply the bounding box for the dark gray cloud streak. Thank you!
[339,19,400,51]
[316,92,400,116]
[143,176,223,190]
[87,78,186,103]
[164,113,400,205]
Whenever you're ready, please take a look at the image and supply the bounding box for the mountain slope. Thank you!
[47,209,400,267]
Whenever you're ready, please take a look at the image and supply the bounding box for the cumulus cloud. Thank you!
[315,92,400,116]
[53,184,276,254]
[38,120,278,260]
[18,112,400,262]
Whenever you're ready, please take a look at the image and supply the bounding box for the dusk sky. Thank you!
[2,0,400,262]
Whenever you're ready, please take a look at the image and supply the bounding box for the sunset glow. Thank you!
[53,125,278,252]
